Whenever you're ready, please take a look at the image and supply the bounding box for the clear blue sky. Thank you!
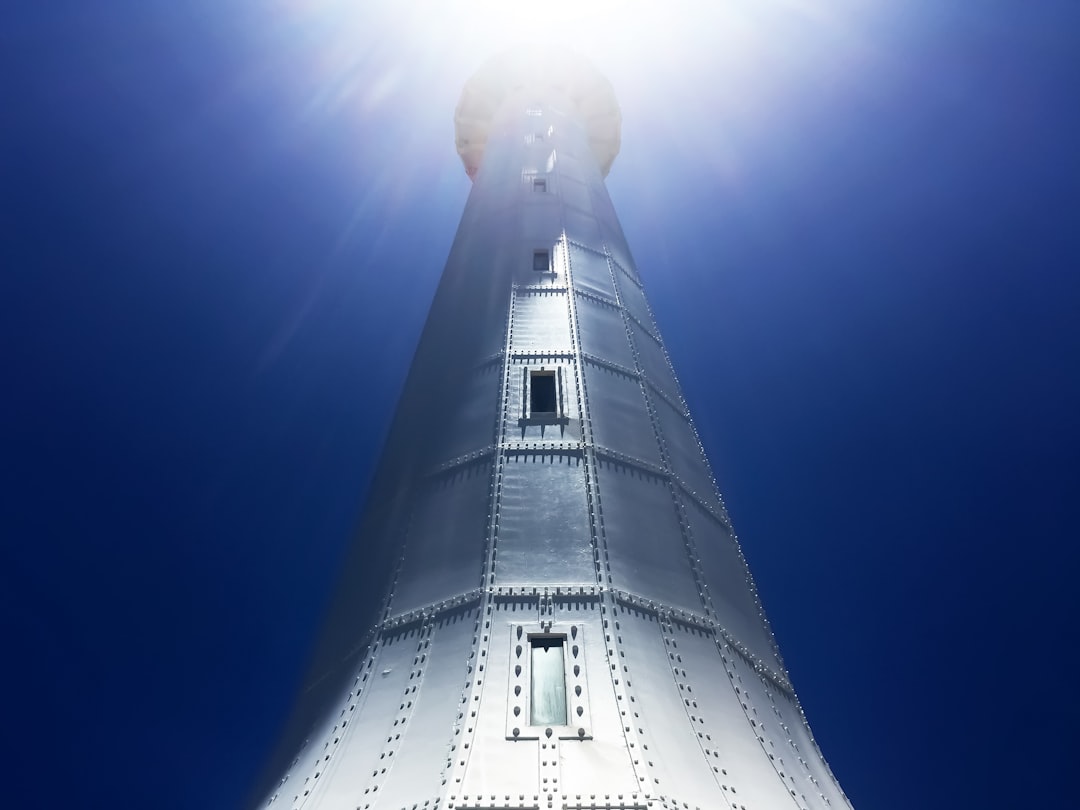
[3,3,1078,808]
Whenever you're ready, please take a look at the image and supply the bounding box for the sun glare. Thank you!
[250,0,888,225]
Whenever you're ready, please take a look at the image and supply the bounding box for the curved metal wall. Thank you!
[256,54,852,810]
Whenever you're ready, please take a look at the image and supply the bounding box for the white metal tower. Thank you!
[256,50,852,810]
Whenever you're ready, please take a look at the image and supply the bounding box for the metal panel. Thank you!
[683,498,779,670]
[511,291,572,354]
[302,631,419,809]
[721,649,826,809]
[617,276,657,339]
[372,608,479,809]
[391,459,492,614]
[595,460,700,611]
[494,451,594,586]
[581,362,661,467]
[614,607,721,809]
[630,322,680,400]
[771,687,852,810]
[568,243,616,302]
[673,626,798,810]
[576,295,635,369]
[557,606,640,800]
[652,395,721,511]
[432,359,502,465]
[458,605,539,800]
[602,236,638,287]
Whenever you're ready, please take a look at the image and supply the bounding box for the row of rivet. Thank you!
[436,246,523,798]
[716,642,815,809]
[580,235,661,791]
[561,229,610,597]
[444,255,525,787]
[444,199,558,793]
[599,225,799,807]
[273,633,384,808]
[579,349,638,381]
[360,621,435,806]
[380,590,484,633]
[508,348,575,359]
[656,613,740,810]
[606,244,718,637]
[564,217,652,793]
[607,603,660,795]
[593,226,788,674]
[520,283,570,294]
[440,608,485,795]
[760,667,848,809]
[608,588,791,695]
[501,441,582,454]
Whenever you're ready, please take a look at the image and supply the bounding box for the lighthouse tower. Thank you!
[256,50,852,810]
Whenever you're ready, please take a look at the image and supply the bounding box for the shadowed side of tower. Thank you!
[254,50,852,810]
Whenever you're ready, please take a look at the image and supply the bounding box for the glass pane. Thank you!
[530,639,567,726]
[530,373,557,414]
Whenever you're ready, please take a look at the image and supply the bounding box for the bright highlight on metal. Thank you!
[255,49,852,810]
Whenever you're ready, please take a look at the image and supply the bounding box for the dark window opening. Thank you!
[530,636,567,726]
[533,249,549,273]
[533,177,547,192]
[530,372,557,415]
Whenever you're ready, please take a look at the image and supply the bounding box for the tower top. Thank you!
[454,49,622,180]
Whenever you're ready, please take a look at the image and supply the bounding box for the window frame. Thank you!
[521,366,567,425]
[504,623,593,741]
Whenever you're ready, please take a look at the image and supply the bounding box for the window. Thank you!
[530,636,567,726]
[532,177,547,192]
[532,249,550,273]
[525,132,545,145]
[529,370,557,415]
[526,107,543,116]
[504,622,593,740]
[521,367,566,426]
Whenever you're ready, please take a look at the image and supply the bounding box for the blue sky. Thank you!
[3,2,1079,807]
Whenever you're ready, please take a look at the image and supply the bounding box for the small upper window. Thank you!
[533,249,550,273]
[533,177,547,192]
[525,107,543,117]
[529,371,557,415]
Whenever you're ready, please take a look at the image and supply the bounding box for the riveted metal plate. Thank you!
[682,498,780,672]
[628,321,679,401]
[650,395,720,512]
[594,459,701,612]
[391,459,494,615]
[494,452,593,586]
[581,363,660,467]
[575,295,635,370]
[512,291,573,354]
